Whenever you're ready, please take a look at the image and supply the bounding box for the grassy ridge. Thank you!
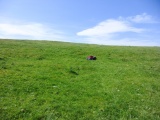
[0,39,160,120]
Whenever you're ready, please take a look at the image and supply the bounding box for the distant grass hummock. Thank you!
[0,39,160,120]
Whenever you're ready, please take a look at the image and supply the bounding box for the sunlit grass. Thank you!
[0,39,160,120]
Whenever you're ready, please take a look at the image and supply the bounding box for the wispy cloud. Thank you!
[0,22,67,41]
[77,13,159,46]
[77,19,144,37]
[126,13,155,23]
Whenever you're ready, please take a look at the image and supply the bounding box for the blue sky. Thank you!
[0,0,160,46]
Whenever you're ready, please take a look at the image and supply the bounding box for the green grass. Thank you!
[0,39,160,120]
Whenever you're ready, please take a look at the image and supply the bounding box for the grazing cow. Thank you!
[87,56,96,60]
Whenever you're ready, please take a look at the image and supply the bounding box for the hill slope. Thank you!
[0,39,160,119]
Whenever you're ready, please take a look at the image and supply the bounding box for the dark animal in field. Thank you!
[87,56,96,60]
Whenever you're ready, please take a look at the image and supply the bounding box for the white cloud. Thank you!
[127,13,155,23]
[77,19,144,37]
[83,37,159,46]
[77,13,159,46]
[0,22,67,41]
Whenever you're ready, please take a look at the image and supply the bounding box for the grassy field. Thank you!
[0,39,160,120]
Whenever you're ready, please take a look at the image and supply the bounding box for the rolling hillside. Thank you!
[0,39,160,120]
